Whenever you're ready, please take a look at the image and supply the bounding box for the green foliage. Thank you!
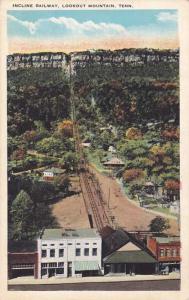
[35,136,74,157]
[63,152,79,172]
[10,190,34,239]
[8,68,70,135]
[149,216,170,232]
[54,175,71,193]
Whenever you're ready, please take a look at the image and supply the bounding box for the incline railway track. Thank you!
[69,64,112,232]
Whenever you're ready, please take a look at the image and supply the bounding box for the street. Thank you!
[8,279,180,291]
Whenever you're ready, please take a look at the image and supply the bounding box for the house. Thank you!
[8,240,38,279]
[169,201,180,214]
[43,167,65,181]
[102,228,157,276]
[81,142,91,148]
[103,157,125,169]
[37,228,102,278]
[108,146,116,154]
[147,236,180,273]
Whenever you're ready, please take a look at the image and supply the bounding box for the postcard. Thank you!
[0,0,189,299]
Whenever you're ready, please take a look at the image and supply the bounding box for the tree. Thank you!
[11,148,26,161]
[10,190,34,239]
[161,127,179,141]
[164,179,180,201]
[58,120,73,138]
[30,181,55,203]
[123,168,145,183]
[125,127,142,140]
[63,152,79,172]
[164,179,180,191]
[149,216,170,232]
[54,175,71,194]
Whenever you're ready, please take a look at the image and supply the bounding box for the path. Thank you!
[91,167,179,235]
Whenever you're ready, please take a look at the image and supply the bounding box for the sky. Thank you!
[7,10,179,54]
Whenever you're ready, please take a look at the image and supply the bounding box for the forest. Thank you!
[8,50,180,239]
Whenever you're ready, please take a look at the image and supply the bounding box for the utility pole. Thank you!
[108,187,110,209]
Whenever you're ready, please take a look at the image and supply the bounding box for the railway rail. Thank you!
[69,64,113,232]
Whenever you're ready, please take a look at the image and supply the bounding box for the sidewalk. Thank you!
[8,272,180,285]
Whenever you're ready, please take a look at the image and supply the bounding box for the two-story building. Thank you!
[37,228,102,278]
[147,236,180,273]
[8,240,38,279]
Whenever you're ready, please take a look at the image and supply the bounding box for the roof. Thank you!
[8,240,37,253]
[104,250,157,264]
[43,167,64,174]
[41,228,100,240]
[145,181,155,187]
[74,261,99,271]
[155,236,180,244]
[103,157,125,166]
[102,229,130,257]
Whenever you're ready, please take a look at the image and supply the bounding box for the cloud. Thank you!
[8,14,127,36]
[49,16,126,34]
[157,12,178,22]
[8,14,38,34]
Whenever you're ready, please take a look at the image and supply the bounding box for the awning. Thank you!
[74,261,99,271]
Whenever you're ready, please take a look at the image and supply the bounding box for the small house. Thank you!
[108,146,116,154]
[103,157,125,169]
[169,201,180,215]
[43,167,65,181]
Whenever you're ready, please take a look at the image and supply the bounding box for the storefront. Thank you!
[104,250,157,276]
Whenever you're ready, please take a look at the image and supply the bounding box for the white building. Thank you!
[169,201,180,215]
[43,167,65,180]
[37,228,102,278]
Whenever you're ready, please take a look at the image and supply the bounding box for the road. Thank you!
[8,279,180,291]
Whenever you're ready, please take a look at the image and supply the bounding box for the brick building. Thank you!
[8,240,38,279]
[147,236,180,273]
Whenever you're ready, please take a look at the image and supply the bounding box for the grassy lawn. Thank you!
[87,151,111,175]
[151,206,178,217]
[121,184,178,217]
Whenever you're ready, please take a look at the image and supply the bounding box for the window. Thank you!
[41,263,48,268]
[172,249,177,257]
[50,244,55,246]
[85,243,89,245]
[176,248,180,256]
[76,243,80,245]
[56,268,64,274]
[76,248,81,256]
[92,248,97,256]
[165,249,170,257]
[49,262,57,268]
[68,243,72,245]
[42,249,47,258]
[41,269,47,276]
[50,249,55,257]
[42,244,47,246]
[59,243,64,246]
[160,249,164,257]
[59,249,64,257]
[93,243,97,245]
[58,262,64,267]
[12,264,33,269]
[84,248,89,256]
